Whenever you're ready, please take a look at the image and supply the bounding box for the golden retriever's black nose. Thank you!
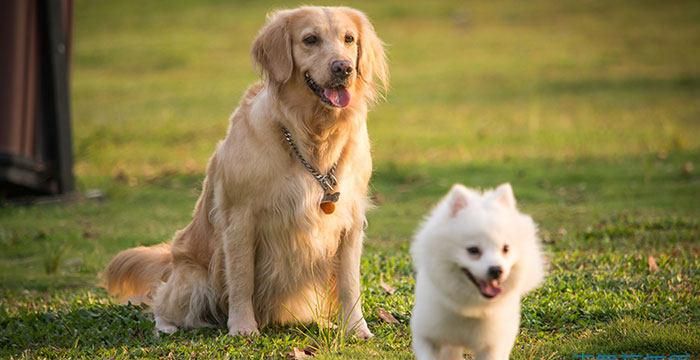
[487,266,503,280]
[331,60,353,78]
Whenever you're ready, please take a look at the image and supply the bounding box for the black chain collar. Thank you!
[281,126,338,193]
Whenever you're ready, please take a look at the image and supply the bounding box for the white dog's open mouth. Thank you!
[304,72,350,108]
[461,268,502,299]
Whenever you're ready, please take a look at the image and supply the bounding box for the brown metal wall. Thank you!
[0,0,40,160]
[0,0,74,197]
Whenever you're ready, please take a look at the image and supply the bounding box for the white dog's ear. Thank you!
[494,183,516,209]
[447,184,469,217]
[252,10,294,85]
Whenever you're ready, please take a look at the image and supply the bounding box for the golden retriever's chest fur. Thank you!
[253,169,353,270]
[219,148,365,325]
[253,164,367,323]
[205,87,371,325]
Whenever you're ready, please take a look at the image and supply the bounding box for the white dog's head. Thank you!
[412,183,544,304]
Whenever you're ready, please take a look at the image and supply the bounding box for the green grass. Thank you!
[2,0,700,358]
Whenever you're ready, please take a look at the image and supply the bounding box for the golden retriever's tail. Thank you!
[102,243,173,305]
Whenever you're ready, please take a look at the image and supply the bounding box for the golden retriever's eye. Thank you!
[467,247,481,256]
[344,34,354,44]
[502,245,509,254]
[303,35,319,46]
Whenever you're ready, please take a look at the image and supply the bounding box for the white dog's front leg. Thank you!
[474,310,519,360]
[337,226,372,339]
[438,345,464,360]
[223,209,259,336]
[474,350,504,360]
[474,341,515,360]
[412,334,439,360]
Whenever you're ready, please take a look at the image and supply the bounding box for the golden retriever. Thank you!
[103,6,388,339]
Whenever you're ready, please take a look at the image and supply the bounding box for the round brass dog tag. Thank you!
[320,202,335,214]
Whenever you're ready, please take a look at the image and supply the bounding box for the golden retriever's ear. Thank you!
[345,8,389,104]
[252,10,293,84]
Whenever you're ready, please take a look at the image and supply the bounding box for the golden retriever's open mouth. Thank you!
[461,267,502,299]
[304,72,350,108]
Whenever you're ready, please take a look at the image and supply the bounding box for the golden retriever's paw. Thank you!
[354,325,374,340]
[228,325,260,337]
[155,316,178,335]
[349,319,373,339]
[227,319,260,337]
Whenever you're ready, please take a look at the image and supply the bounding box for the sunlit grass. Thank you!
[1,0,699,358]
[71,0,700,178]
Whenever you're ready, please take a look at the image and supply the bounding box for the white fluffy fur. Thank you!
[410,183,545,360]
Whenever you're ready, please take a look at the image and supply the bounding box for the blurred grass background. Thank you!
[1,0,699,358]
[72,0,699,176]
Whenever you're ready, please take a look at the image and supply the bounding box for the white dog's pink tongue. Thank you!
[480,281,502,298]
[323,87,350,108]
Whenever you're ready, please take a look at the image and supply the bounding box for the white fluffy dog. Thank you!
[410,183,545,360]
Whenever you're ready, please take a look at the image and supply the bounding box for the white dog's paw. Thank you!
[155,316,178,334]
[227,319,259,337]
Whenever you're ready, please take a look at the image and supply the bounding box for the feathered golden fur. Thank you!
[103,6,388,337]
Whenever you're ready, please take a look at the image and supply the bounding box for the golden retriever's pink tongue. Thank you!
[323,88,350,108]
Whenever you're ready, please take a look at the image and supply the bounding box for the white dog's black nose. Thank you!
[331,60,353,78]
[487,266,503,280]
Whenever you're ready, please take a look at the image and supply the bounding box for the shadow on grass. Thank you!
[0,303,156,357]
[372,150,700,207]
[367,149,700,247]
[0,301,343,358]
[0,150,698,357]
[552,317,700,356]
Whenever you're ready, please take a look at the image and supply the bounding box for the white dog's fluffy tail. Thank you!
[102,243,173,304]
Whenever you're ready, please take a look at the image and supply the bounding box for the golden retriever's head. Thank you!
[252,6,388,109]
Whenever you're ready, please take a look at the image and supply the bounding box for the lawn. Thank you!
[1,0,699,358]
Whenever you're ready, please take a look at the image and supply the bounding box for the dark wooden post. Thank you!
[45,0,75,195]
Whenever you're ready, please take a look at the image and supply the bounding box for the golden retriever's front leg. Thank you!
[337,225,373,339]
[223,208,259,336]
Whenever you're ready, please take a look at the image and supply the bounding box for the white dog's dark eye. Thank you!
[345,34,354,44]
[467,247,481,256]
[303,35,319,45]
[503,245,510,254]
